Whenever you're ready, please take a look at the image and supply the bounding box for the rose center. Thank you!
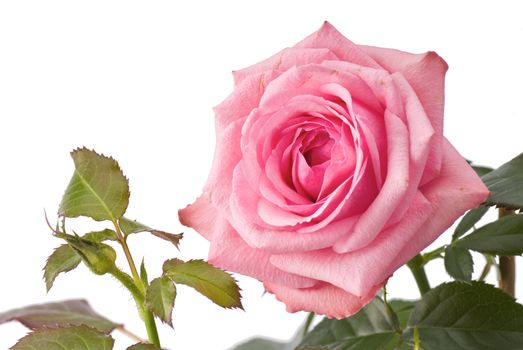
[300,131,334,167]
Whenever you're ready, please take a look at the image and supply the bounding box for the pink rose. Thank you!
[179,22,489,318]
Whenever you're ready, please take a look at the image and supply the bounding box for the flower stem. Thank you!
[498,208,516,297]
[116,326,146,343]
[139,304,161,346]
[112,220,161,347]
[413,327,420,350]
[407,254,431,296]
[302,312,315,337]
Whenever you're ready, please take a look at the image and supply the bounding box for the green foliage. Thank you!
[146,277,176,327]
[120,217,183,248]
[140,259,149,286]
[44,229,119,291]
[148,230,183,249]
[444,245,474,281]
[59,148,130,222]
[164,259,243,309]
[482,153,523,210]
[11,326,114,350]
[297,298,400,350]
[0,300,118,334]
[388,300,416,329]
[404,281,523,349]
[83,229,118,242]
[119,217,150,235]
[452,205,489,241]
[43,244,81,292]
[472,165,493,177]
[59,233,117,275]
[231,338,290,350]
[162,258,184,274]
[231,313,313,350]
[127,343,162,350]
[455,214,523,255]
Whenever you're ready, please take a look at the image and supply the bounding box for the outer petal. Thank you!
[359,46,448,185]
[208,215,317,289]
[264,281,380,319]
[271,192,433,297]
[178,192,217,240]
[214,71,276,130]
[233,47,338,86]
[205,71,278,212]
[295,22,382,69]
[204,117,244,212]
[389,139,490,272]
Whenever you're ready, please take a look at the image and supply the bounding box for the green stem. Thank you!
[407,255,431,296]
[302,312,315,337]
[110,268,144,303]
[413,327,420,350]
[141,307,161,346]
[112,220,161,347]
[421,245,446,262]
[498,208,516,297]
[113,220,142,288]
[478,260,492,282]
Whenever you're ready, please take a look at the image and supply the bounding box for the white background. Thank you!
[1,1,523,349]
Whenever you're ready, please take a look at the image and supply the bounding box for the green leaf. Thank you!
[404,281,523,350]
[140,259,149,286]
[149,230,183,249]
[452,205,489,241]
[388,299,416,329]
[83,229,118,242]
[455,214,523,255]
[482,153,523,210]
[59,148,130,222]
[444,245,473,281]
[231,338,289,350]
[11,325,114,350]
[231,313,311,350]
[472,165,493,177]
[0,299,119,333]
[145,277,176,327]
[59,233,117,275]
[120,217,149,235]
[43,244,81,292]
[127,343,162,350]
[162,258,184,275]
[297,298,400,350]
[164,259,242,309]
[44,229,118,291]
[120,217,183,248]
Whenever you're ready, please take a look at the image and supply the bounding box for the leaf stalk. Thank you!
[407,254,431,296]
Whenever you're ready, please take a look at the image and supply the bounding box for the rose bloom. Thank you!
[179,22,489,318]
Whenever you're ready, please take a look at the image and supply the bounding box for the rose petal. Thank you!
[208,215,317,289]
[233,47,338,86]
[389,139,490,273]
[264,281,380,319]
[214,71,277,130]
[270,141,489,297]
[359,47,448,184]
[229,164,362,252]
[270,192,432,296]
[204,117,245,212]
[334,110,410,253]
[295,22,382,69]
[178,192,218,240]
[387,73,435,224]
